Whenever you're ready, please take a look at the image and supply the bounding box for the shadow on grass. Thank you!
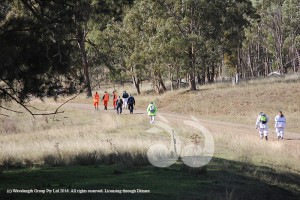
[0,154,299,200]
[285,138,300,141]
[120,112,144,115]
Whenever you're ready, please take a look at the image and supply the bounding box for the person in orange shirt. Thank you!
[113,91,118,109]
[93,92,99,110]
[102,91,109,110]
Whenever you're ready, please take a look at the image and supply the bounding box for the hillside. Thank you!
[2,1,300,199]
[1,76,300,200]
[135,77,300,133]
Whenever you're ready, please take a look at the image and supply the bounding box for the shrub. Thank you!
[1,157,22,169]
[43,155,65,167]
[72,151,99,166]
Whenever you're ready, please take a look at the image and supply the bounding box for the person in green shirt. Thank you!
[147,102,157,124]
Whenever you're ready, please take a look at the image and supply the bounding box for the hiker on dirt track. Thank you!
[116,96,123,114]
[147,102,157,124]
[275,111,286,140]
[127,94,135,114]
[102,91,109,110]
[122,91,129,109]
[113,91,118,110]
[93,92,99,110]
[255,112,269,140]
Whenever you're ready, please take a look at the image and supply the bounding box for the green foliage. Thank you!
[0,158,299,200]
[5,0,298,98]
[0,0,133,104]
[94,0,257,91]
[0,0,76,101]
[241,0,300,76]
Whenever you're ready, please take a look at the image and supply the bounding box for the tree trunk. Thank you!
[237,48,242,78]
[211,64,215,83]
[132,75,141,95]
[248,45,254,77]
[218,64,222,80]
[169,65,174,91]
[297,49,300,72]
[197,72,201,84]
[189,73,196,90]
[292,46,296,72]
[188,46,196,90]
[131,66,141,95]
[160,79,167,92]
[176,65,180,89]
[153,70,166,94]
[170,73,174,91]
[207,67,211,83]
[201,64,206,85]
[78,37,92,97]
[158,72,167,92]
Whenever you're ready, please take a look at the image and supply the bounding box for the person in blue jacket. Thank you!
[127,94,135,114]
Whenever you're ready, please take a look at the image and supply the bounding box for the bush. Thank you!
[72,151,99,166]
[1,157,22,169]
[119,151,149,167]
[70,150,149,167]
[23,159,34,168]
[43,155,65,167]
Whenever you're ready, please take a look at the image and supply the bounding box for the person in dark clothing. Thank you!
[116,96,123,114]
[127,94,135,114]
[122,91,129,109]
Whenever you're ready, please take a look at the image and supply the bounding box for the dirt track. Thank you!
[63,103,300,142]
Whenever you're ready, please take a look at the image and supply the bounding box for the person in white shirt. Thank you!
[255,112,269,140]
[122,91,129,109]
[275,111,286,140]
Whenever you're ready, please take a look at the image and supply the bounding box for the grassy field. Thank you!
[1,160,299,200]
[0,75,300,199]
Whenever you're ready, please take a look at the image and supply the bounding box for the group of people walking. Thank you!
[93,90,158,123]
[93,91,110,110]
[116,91,136,114]
[95,91,288,135]
[255,111,287,141]
[93,91,136,114]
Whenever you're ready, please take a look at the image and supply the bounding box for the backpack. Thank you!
[150,105,155,113]
[260,114,267,124]
[128,96,133,104]
[123,93,129,98]
[117,99,123,106]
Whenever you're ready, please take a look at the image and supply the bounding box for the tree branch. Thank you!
[52,89,83,116]
[0,105,23,114]
[25,105,47,112]
[0,88,35,117]
[0,88,65,118]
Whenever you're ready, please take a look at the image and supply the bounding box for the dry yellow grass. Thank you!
[0,102,171,167]
[206,122,300,172]
[0,75,299,175]
[135,79,300,133]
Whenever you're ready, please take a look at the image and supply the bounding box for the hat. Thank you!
[260,112,263,115]
[150,102,153,104]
